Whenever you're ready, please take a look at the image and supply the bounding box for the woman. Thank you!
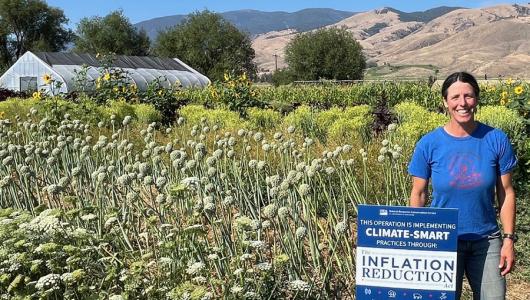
[408,71,517,300]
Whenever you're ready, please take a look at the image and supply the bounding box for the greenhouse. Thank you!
[0,51,210,94]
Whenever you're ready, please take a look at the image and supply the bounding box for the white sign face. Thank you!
[356,205,458,300]
[356,247,457,291]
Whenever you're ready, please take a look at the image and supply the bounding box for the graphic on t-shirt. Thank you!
[447,153,483,189]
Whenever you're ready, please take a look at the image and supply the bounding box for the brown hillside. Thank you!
[377,19,530,77]
[252,4,530,77]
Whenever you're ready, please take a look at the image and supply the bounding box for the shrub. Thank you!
[476,105,524,139]
[394,102,430,123]
[102,100,136,124]
[327,117,368,144]
[132,103,162,124]
[246,107,282,130]
[315,107,346,130]
[315,105,373,142]
[0,98,40,118]
[271,68,296,86]
[282,105,322,139]
[0,88,28,102]
[393,102,447,147]
[343,105,372,118]
[178,104,244,130]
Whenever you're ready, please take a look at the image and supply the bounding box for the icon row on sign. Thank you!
[362,288,449,300]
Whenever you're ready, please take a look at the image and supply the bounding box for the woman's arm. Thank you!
[496,172,516,276]
[410,176,428,207]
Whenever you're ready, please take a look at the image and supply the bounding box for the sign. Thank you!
[356,205,458,300]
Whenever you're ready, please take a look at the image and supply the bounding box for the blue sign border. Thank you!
[356,205,458,300]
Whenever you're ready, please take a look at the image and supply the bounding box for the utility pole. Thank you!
[273,54,278,72]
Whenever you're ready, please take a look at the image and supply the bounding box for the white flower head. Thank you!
[298,183,310,196]
[186,261,205,275]
[81,213,97,221]
[255,262,272,271]
[230,284,244,295]
[335,221,348,234]
[289,279,310,292]
[35,274,62,291]
[295,227,307,240]
[233,268,244,276]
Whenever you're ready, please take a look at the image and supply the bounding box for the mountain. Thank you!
[252,4,530,77]
[135,8,356,41]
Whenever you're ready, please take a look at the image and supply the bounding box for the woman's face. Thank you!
[444,81,477,125]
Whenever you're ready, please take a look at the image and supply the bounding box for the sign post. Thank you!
[356,205,458,300]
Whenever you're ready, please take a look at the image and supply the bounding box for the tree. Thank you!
[74,10,150,56]
[0,0,73,67]
[153,10,256,82]
[284,27,365,81]
[271,68,296,86]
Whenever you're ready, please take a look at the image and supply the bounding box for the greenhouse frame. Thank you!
[0,51,210,94]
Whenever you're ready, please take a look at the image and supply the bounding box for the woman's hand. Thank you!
[499,239,515,276]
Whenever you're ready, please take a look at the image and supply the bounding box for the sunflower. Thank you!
[32,91,41,100]
[514,86,524,95]
[42,74,52,84]
[506,78,513,85]
[103,72,111,81]
[500,97,507,106]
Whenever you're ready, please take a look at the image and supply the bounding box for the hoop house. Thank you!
[0,51,210,94]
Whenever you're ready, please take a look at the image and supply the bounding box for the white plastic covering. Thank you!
[0,51,210,93]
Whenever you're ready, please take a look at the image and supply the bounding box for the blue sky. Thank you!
[47,0,525,27]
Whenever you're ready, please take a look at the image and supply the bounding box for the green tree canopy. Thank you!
[153,10,256,82]
[285,27,365,81]
[0,0,73,67]
[74,10,150,56]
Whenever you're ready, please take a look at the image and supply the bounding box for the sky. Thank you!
[46,0,526,27]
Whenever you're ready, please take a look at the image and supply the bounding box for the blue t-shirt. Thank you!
[408,122,517,240]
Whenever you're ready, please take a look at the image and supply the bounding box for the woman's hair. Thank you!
[441,72,480,100]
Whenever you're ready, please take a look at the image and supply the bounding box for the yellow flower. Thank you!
[42,74,52,85]
[32,91,41,100]
[158,90,163,96]
[113,87,119,92]
[210,89,218,98]
[0,111,4,119]
[103,73,111,81]
[501,91,508,99]
[500,98,507,106]
[224,73,230,81]
[241,73,247,81]
[506,78,513,85]
[514,86,524,95]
